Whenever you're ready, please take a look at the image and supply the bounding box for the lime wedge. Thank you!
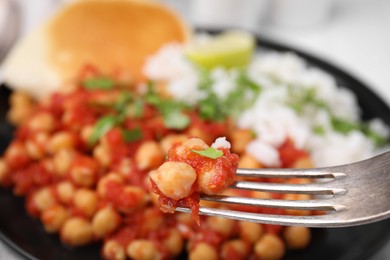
[185,31,255,69]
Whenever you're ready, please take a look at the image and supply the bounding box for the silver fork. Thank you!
[176,151,390,228]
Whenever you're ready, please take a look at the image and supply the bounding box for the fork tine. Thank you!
[201,195,346,212]
[236,168,346,179]
[176,206,343,227]
[230,181,347,195]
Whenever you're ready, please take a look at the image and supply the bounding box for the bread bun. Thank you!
[2,0,190,99]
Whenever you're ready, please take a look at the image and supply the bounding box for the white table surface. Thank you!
[1,0,390,259]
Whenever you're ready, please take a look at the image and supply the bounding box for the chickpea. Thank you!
[4,141,29,170]
[116,158,133,178]
[47,132,75,154]
[42,158,55,173]
[33,187,56,212]
[187,127,212,144]
[127,240,159,260]
[69,160,97,188]
[251,191,272,199]
[53,149,75,177]
[0,159,9,185]
[287,178,312,184]
[7,91,35,125]
[150,192,159,207]
[28,112,55,132]
[175,212,192,226]
[197,161,233,195]
[97,173,124,198]
[221,239,249,259]
[230,129,254,154]
[93,144,112,167]
[197,167,222,195]
[284,194,312,216]
[171,138,208,159]
[118,186,148,214]
[239,221,264,243]
[140,208,163,232]
[25,133,49,159]
[61,217,93,246]
[135,141,165,170]
[10,91,33,106]
[103,240,126,260]
[41,204,69,233]
[189,242,218,260]
[293,156,314,169]
[73,189,98,218]
[92,207,121,238]
[199,199,219,208]
[254,233,285,260]
[80,125,94,144]
[149,161,197,200]
[56,181,75,204]
[7,106,33,126]
[238,153,262,168]
[160,134,188,154]
[25,140,44,160]
[164,229,183,256]
[207,216,235,237]
[283,226,311,249]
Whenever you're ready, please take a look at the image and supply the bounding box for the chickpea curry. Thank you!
[0,68,315,260]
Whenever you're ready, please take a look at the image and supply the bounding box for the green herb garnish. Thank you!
[83,78,114,90]
[331,117,358,134]
[330,117,388,146]
[223,70,261,118]
[114,92,133,112]
[364,128,388,146]
[145,83,191,130]
[199,94,225,121]
[288,87,328,114]
[197,69,261,121]
[131,99,145,118]
[313,125,325,135]
[88,115,118,146]
[164,111,191,130]
[122,128,143,143]
[191,147,224,159]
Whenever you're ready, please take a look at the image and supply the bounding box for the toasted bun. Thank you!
[2,0,190,99]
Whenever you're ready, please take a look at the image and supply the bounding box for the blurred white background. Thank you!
[1,0,390,259]
[5,0,390,106]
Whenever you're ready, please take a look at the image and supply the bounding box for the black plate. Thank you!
[1,33,390,260]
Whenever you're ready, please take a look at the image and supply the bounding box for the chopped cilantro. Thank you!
[330,117,388,146]
[83,78,114,90]
[251,130,257,138]
[145,87,190,130]
[288,87,328,114]
[361,124,388,147]
[197,70,261,121]
[198,68,213,91]
[88,116,118,146]
[114,92,133,112]
[122,128,143,143]
[199,94,225,121]
[223,70,261,118]
[365,130,388,146]
[132,99,145,118]
[331,117,359,134]
[313,125,325,135]
[164,111,191,130]
[191,147,224,159]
